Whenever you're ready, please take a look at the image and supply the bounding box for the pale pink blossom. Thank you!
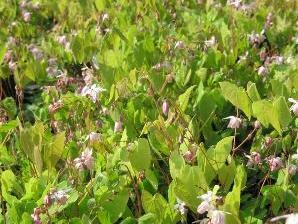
[289,98,298,116]
[223,116,242,129]
[81,84,105,103]
[267,156,283,172]
[210,210,225,224]
[174,41,184,49]
[31,208,42,224]
[197,200,214,214]
[288,164,297,176]
[174,199,188,215]
[246,152,262,167]
[8,60,17,72]
[74,148,94,170]
[257,66,268,76]
[197,191,216,214]
[114,121,123,133]
[22,11,31,22]
[88,132,101,143]
[204,36,216,48]
[271,213,298,224]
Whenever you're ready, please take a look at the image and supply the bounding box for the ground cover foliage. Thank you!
[1,0,298,223]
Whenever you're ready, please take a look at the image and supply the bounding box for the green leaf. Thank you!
[0,120,18,133]
[220,82,252,118]
[97,190,129,223]
[206,136,234,171]
[222,165,247,224]
[0,97,17,119]
[252,99,285,134]
[72,36,84,63]
[273,97,291,128]
[45,132,65,169]
[247,82,261,102]
[141,191,175,223]
[94,0,106,11]
[177,85,196,112]
[129,138,151,171]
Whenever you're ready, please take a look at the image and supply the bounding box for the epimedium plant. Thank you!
[1,0,298,223]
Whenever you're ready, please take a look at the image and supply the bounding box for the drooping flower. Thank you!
[56,35,71,51]
[271,213,298,224]
[204,36,216,48]
[22,11,31,22]
[31,208,42,224]
[8,60,17,72]
[81,84,105,103]
[210,210,225,224]
[257,65,268,76]
[174,40,184,49]
[227,0,242,9]
[223,116,242,129]
[183,150,196,163]
[114,120,123,133]
[288,164,297,176]
[289,98,298,116]
[246,152,262,167]
[197,200,214,214]
[292,149,298,161]
[88,132,101,143]
[197,191,215,214]
[50,189,70,204]
[174,199,188,215]
[267,156,283,172]
[74,148,94,171]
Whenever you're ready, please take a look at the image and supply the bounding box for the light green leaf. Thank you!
[273,97,291,128]
[252,100,281,133]
[129,138,151,171]
[247,82,261,102]
[177,85,196,112]
[222,165,247,224]
[220,82,252,118]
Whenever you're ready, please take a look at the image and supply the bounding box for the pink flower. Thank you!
[31,208,42,224]
[288,165,297,176]
[204,36,216,48]
[88,132,101,143]
[257,66,268,76]
[22,11,31,22]
[197,191,216,214]
[289,98,298,116]
[223,116,242,129]
[246,152,262,167]
[74,148,94,170]
[271,213,298,224]
[8,60,17,72]
[267,156,283,172]
[81,84,105,103]
[183,150,195,163]
[197,200,214,214]
[174,199,188,215]
[114,121,123,133]
[210,210,225,224]
[174,41,184,49]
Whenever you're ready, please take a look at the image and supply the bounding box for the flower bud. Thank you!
[254,120,261,129]
[162,100,169,116]
[114,121,123,133]
[288,164,297,176]
[22,11,31,22]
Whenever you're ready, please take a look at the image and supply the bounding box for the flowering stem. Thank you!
[233,127,257,154]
